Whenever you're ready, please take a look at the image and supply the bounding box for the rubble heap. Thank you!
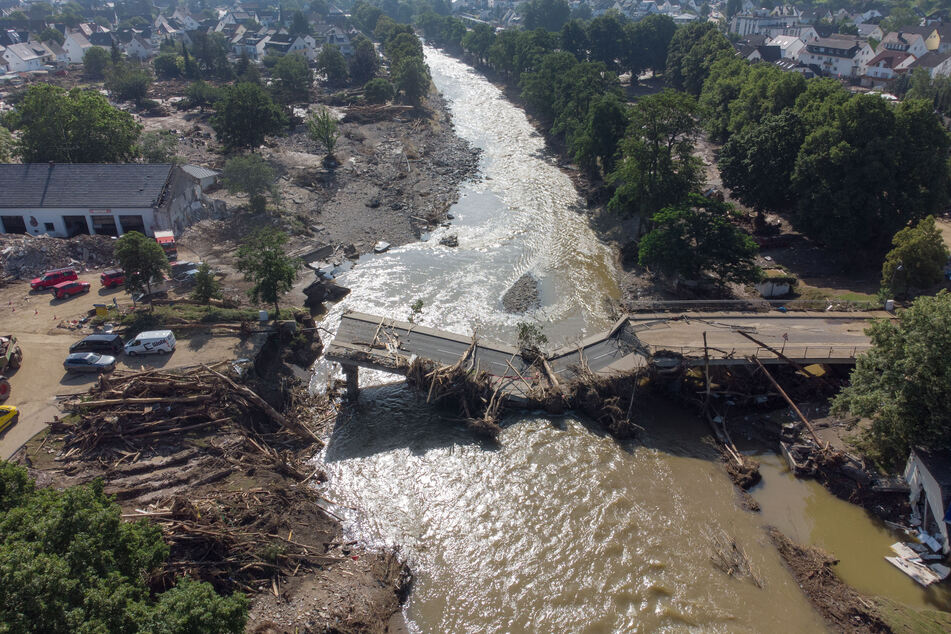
[0,234,117,278]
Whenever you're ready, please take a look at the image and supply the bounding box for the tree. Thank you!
[394,56,431,107]
[191,262,221,303]
[364,77,394,104]
[236,228,300,319]
[316,43,348,87]
[637,194,760,286]
[307,107,339,159]
[349,36,378,85]
[138,130,180,164]
[153,53,183,79]
[83,46,110,79]
[14,84,141,163]
[106,62,152,105]
[586,11,626,70]
[0,126,12,162]
[384,31,423,68]
[608,89,702,218]
[115,231,170,309]
[881,216,950,297]
[718,111,804,215]
[184,80,220,111]
[623,14,676,77]
[522,0,570,32]
[288,10,311,37]
[833,292,951,466]
[560,19,589,60]
[570,93,628,176]
[665,22,733,95]
[0,462,248,633]
[221,154,277,214]
[39,26,64,44]
[271,53,312,103]
[210,83,287,150]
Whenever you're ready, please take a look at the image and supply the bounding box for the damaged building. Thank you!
[0,163,224,239]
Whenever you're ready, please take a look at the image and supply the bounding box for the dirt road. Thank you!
[0,271,261,459]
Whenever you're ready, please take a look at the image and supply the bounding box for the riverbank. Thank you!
[13,336,410,632]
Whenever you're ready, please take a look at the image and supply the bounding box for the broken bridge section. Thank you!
[325,310,884,403]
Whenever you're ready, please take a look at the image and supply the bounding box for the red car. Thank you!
[52,280,90,299]
[30,268,78,291]
[100,269,125,288]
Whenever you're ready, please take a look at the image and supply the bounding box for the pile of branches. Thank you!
[56,365,319,460]
[705,526,762,588]
[143,486,344,595]
[556,353,646,439]
[405,338,505,438]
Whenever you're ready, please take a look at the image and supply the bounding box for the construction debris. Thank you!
[0,233,117,278]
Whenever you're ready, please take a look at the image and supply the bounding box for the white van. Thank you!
[124,330,176,356]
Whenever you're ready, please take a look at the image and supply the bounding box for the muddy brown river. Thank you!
[312,48,942,631]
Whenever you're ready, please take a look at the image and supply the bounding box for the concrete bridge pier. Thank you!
[343,364,359,402]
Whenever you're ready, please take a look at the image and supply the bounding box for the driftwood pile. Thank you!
[557,350,646,439]
[406,338,505,438]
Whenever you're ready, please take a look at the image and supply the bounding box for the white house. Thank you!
[170,7,201,31]
[878,31,929,59]
[1,42,50,72]
[909,51,951,78]
[801,36,863,77]
[289,34,318,60]
[123,34,155,60]
[0,164,220,239]
[63,30,93,64]
[864,49,914,85]
[767,34,806,60]
[904,448,951,555]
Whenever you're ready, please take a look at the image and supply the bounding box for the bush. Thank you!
[0,462,248,633]
[364,78,394,104]
[153,53,183,79]
[881,215,950,298]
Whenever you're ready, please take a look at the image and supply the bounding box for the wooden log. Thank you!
[751,357,825,448]
[67,394,214,409]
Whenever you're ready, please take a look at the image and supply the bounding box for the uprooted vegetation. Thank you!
[23,360,409,630]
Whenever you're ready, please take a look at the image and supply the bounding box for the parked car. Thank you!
[124,330,176,356]
[0,405,18,434]
[30,268,78,291]
[100,269,125,288]
[52,280,91,299]
[69,334,124,355]
[63,352,116,373]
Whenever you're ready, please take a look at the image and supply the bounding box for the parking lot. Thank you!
[0,269,260,459]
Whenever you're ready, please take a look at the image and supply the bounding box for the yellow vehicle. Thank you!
[0,405,18,435]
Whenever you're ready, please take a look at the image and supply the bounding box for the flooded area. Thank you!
[752,452,951,612]
[310,47,836,632]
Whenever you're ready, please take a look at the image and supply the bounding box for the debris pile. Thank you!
[0,233,117,278]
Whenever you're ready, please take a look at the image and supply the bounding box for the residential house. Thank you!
[63,30,92,64]
[801,36,863,77]
[878,31,929,59]
[856,23,884,41]
[904,50,951,78]
[1,42,50,72]
[264,32,293,55]
[41,40,68,66]
[323,25,352,56]
[0,164,221,239]
[88,32,115,49]
[768,34,806,60]
[904,448,951,555]
[289,34,318,61]
[124,34,154,60]
[170,7,201,31]
[864,49,914,86]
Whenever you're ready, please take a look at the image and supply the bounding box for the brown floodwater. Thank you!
[752,452,951,612]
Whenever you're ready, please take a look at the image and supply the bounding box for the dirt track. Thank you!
[0,271,261,459]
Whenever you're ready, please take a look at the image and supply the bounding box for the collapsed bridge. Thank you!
[325,310,884,404]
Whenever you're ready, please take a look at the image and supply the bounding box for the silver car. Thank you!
[63,352,117,374]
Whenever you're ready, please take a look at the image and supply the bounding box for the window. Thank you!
[44,222,54,231]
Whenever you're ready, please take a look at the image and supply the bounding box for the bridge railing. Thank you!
[628,299,881,313]
[645,344,872,361]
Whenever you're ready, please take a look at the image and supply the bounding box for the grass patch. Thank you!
[792,285,883,308]
[115,303,308,336]
[873,597,951,633]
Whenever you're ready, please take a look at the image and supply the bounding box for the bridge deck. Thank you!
[325,311,885,400]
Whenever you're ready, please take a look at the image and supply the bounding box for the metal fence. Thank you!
[628,299,880,313]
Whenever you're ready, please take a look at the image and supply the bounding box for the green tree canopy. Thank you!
[83,46,110,79]
[833,291,951,466]
[191,262,221,304]
[289,10,311,37]
[718,110,804,213]
[0,126,13,162]
[608,89,702,218]
[394,56,431,106]
[210,83,287,150]
[665,21,733,95]
[560,19,589,60]
[115,231,170,308]
[14,84,141,163]
[271,53,313,103]
[236,228,300,318]
[586,11,626,71]
[184,80,221,111]
[637,194,760,286]
[39,26,64,44]
[522,0,570,32]
[349,35,378,85]
[221,154,277,214]
[364,77,394,104]
[0,462,247,633]
[570,93,628,177]
[623,14,676,77]
[316,43,348,87]
[106,62,153,105]
[153,53,183,79]
[881,216,950,297]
